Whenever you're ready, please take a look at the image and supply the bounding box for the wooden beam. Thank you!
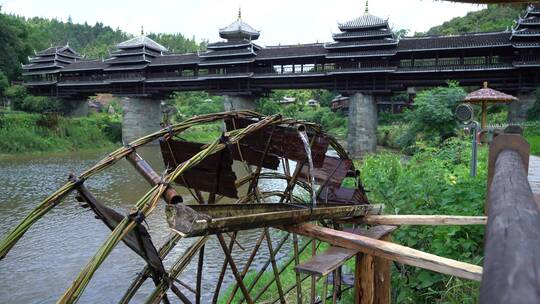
[362,215,487,226]
[282,223,482,281]
[480,149,540,304]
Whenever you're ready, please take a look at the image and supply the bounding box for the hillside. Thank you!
[0,7,203,81]
[423,4,525,35]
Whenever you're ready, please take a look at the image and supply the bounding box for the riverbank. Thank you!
[0,112,121,155]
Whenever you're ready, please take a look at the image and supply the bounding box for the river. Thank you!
[0,146,292,303]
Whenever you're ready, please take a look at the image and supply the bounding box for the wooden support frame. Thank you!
[282,223,482,281]
[480,147,540,304]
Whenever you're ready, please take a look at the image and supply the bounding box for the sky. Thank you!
[0,0,485,46]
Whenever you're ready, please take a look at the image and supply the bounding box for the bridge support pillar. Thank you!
[223,95,256,111]
[62,99,88,117]
[121,97,162,144]
[347,92,377,159]
[509,91,536,123]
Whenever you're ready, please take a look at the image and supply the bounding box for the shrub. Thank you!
[398,82,466,147]
[360,137,486,303]
[527,87,540,121]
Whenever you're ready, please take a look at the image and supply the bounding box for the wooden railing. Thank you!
[480,129,539,304]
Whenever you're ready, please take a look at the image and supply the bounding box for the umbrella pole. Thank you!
[481,101,487,130]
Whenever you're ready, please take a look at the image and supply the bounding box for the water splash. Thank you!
[298,127,317,207]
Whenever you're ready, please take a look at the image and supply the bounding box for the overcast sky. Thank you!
[1,0,485,46]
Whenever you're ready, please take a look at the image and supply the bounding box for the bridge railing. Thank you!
[479,130,540,304]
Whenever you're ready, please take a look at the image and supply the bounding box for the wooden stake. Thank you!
[283,223,482,281]
[373,235,391,304]
[293,234,303,304]
[264,228,286,304]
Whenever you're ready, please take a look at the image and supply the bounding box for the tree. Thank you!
[0,70,8,96]
[398,82,467,147]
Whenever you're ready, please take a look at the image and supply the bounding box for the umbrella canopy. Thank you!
[465,82,518,103]
[463,82,518,129]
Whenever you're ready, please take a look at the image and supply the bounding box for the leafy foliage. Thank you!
[360,138,486,303]
[0,7,204,81]
[424,4,524,36]
[528,87,540,121]
[5,85,59,113]
[398,82,466,148]
[0,70,9,96]
[256,90,347,138]
[0,112,121,153]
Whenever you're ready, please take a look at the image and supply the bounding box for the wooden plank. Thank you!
[480,150,540,304]
[225,117,329,167]
[298,156,353,187]
[318,186,369,205]
[343,226,397,240]
[362,215,487,226]
[160,139,238,198]
[282,223,482,281]
[295,246,358,276]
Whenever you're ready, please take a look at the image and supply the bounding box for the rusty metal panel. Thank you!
[298,156,353,187]
[160,139,238,198]
[225,117,329,167]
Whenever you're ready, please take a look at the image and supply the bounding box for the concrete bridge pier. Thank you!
[347,92,378,159]
[223,95,256,111]
[61,99,88,117]
[509,91,536,123]
[121,97,162,144]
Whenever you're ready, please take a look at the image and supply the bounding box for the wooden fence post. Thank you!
[480,133,540,304]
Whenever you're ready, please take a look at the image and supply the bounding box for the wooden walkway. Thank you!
[529,155,540,201]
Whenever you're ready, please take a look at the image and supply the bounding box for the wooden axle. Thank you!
[166,203,372,236]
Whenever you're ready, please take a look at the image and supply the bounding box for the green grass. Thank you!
[0,112,121,154]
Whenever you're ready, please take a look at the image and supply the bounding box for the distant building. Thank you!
[330,95,350,114]
[306,99,319,107]
[279,96,296,105]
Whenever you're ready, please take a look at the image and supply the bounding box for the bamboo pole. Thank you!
[217,233,254,304]
[293,234,303,304]
[212,232,237,303]
[144,236,208,304]
[225,231,266,304]
[251,238,314,303]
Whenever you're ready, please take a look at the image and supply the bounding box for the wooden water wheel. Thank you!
[0,111,374,303]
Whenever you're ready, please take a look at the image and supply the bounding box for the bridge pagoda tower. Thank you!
[202,8,261,110]
[22,45,88,116]
[327,3,396,158]
[510,4,540,122]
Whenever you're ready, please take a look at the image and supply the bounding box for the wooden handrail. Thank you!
[480,133,540,304]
